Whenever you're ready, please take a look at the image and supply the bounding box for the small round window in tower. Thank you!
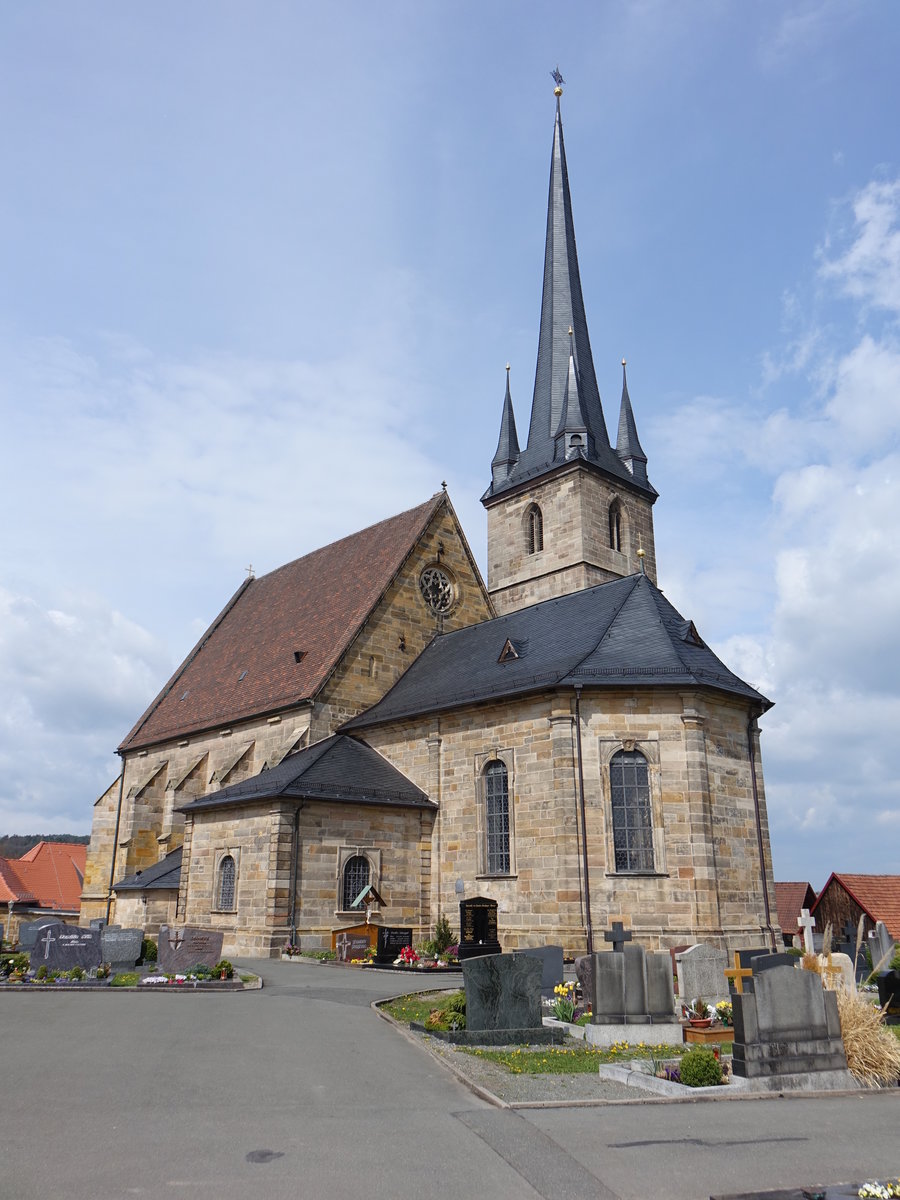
[419,565,455,615]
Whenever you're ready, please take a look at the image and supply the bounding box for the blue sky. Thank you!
[1,2,898,888]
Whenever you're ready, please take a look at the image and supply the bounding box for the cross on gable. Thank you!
[603,921,633,953]
[798,908,816,955]
[724,951,753,995]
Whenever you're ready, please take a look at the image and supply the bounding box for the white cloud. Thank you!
[820,179,900,314]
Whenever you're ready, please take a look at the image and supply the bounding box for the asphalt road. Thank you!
[2,958,898,1200]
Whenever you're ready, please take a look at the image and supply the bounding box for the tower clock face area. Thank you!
[419,565,455,615]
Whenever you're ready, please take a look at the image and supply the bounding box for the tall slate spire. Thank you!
[615,359,648,485]
[485,84,652,499]
[491,365,520,487]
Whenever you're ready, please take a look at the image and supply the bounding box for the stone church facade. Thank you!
[81,88,780,959]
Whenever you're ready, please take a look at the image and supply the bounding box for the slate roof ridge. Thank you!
[118,493,451,752]
[564,573,643,676]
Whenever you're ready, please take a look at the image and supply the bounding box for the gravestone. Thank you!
[574,954,593,1007]
[676,944,728,1005]
[458,896,500,961]
[876,970,900,1018]
[726,947,770,995]
[798,908,816,954]
[751,952,797,974]
[588,944,681,1046]
[157,925,224,973]
[517,944,564,998]
[29,925,102,971]
[462,952,542,1032]
[375,926,413,965]
[331,923,376,963]
[89,918,108,931]
[732,963,856,1091]
[101,927,144,973]
[819,952,855,993]
[869,921,896,974]
[18,919,62,951]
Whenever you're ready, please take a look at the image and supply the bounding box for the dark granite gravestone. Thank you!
[89,918,108,931]
[18,919,62,951]
[462,951,542,1032]
[516,944,564,998]
[751,952,797,974]
[101,927,143,973]
[157,925,224,972]
[726,947,770,995]
[375,926,413,965]
[876,970,900,1018]
[458,896,500,961]
[732,964,856,1090]
[591,944,678,1025]
[574,955,593,1008]
[29,925,102,971]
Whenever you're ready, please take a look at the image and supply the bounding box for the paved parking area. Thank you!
[2,958,898,1200]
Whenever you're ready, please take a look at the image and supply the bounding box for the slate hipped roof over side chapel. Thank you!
[82,81,778,957]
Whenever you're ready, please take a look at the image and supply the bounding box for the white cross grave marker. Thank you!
[38,926,57,960]
[799,908,816,955]
[336,934,351,962]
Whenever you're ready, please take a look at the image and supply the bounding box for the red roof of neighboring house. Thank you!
[774,881,817,938]
[119,495,447,752]
[0,842,86,912]
[812,874,900,941]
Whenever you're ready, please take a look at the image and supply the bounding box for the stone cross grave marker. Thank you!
[799,908,816,955]
[603,921,633,953]
[157,925,224,973]
[724,950,754,995]
[30,925,102,971]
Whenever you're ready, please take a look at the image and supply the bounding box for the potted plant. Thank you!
[683,997,714,1028]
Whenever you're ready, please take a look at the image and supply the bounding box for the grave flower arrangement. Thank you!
[396,945,419,966]
[715,1000,732,1026]
[682,997,713,1023]
[859,1181,900,1198]
[550,980,577,1023]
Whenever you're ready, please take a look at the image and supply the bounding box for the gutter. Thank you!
[573,685,594,955]
[289,803,303,944]
[747,706,777,951]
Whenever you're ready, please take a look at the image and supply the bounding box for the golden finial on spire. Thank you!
[551,66,564,97]
[506,362,510,373]
[622,358,627,367]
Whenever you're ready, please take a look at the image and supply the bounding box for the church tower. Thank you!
[483,83,658,615]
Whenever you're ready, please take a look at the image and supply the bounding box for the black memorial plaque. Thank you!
[458,896,501,961]
[157,925,224,972]
[375,926,413,964]
[29,925,102,971]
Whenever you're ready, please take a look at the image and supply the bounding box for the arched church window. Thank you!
[609,501,622,552]
[526,504,544,555]
[216,854,236,910]
[342,855,370,911]
[610,749,653,871]
[483,760,511,875]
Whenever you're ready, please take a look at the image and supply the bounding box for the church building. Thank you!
[80,87,780,959]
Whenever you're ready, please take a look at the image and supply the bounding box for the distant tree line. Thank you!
[0,834,90,858]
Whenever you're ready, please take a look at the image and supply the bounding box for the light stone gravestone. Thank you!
[869,921,895,973]
[157,925,224,973]
[101,927,144,973]
[517,944,565,999]
[676,944,728,1005]
[732,963,857,1091]
[819,952,855,992]
[29,925,102,971]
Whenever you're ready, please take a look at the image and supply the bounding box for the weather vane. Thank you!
[551,66,565,92]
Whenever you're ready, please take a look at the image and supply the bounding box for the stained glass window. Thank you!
[217,855,236,910]
[484,761,511,875]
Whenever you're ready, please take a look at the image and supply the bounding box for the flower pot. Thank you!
[688,1017,713,1029]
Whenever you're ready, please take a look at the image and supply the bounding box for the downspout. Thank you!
[289,803,303,945]
[573,685,594,955]
[747,706,776,951]
[105,754,127,924]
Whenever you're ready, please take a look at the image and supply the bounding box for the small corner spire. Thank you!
[491,364,521,488]
[615,358,649,485]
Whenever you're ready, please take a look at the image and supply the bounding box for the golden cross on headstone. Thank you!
[723,950,753,995]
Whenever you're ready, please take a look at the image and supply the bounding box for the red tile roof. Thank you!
[814,874,900,940]
[774,881,817,938]
[0,842,87,912]
[120,495,446,751]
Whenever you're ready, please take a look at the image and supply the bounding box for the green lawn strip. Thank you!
[382,992,461,1025]
[459,1042,688,1075]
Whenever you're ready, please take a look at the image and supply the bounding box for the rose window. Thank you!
[419,566,455,615]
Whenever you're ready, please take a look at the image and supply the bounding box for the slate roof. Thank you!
[0,842,86,911]
[115,847,183,893]
[119,494,446,751]
[812,874,900,940]
[485,96,654,502]
[344,573,771,730]
[178,735,433,813]
[774,881,817,939]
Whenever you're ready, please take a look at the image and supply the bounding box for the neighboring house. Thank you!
[0,842,87,945]
[81,88,780,960]
[774,881,817,947]
[812,874,900,954]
